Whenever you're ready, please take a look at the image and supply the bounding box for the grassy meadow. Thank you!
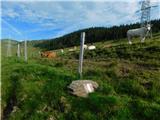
[1,33,160,120]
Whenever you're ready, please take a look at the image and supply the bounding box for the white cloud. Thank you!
[2,8,19,18]
[1,0,160,39]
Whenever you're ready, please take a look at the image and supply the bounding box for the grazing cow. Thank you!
[41,51,56,58]
[88,45,96,50]
[127,24,151,44]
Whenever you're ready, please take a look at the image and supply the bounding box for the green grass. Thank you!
[1,34,160,120]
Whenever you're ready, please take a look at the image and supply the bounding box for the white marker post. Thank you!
[78,32,85,78]
[7,39,12,57]
[24,40,27,62]
[17,43,20,58]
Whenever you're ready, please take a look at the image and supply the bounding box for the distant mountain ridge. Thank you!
[2,20,160,50]
[34,19,160,50]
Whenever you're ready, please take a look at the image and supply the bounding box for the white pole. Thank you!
[17,43,20,58]
[7,39,11,57]
[24,40,27,62]
[78,32,85,78]
[7,40,9,57]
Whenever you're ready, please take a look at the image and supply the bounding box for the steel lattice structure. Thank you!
[141,0,151,27]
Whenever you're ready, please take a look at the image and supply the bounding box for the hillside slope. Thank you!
[1,32,160,120]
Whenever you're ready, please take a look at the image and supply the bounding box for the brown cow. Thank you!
[41,51,57,58]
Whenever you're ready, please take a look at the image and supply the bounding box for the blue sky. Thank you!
[1,0,160,41]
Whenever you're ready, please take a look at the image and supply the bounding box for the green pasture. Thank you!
[1,33,160,120]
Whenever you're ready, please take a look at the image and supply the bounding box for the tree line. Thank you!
[34,19,160,50]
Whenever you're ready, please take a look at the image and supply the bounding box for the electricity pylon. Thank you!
[138,0,158,38]
[141,0,151,27]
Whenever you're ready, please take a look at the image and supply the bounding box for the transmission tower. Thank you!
[140,0,151,27]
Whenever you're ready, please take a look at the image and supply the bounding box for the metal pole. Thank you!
[24,40,27,62]
[78,32,85,79]
[17,43,20,58]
